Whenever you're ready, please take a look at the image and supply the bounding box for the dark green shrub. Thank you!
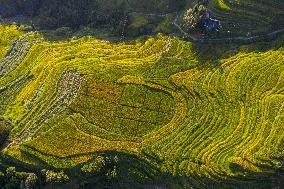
[0,118,10,147]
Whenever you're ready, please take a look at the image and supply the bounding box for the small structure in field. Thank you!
[202,17,222,31]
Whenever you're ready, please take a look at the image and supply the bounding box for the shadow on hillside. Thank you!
[191,42,239,67]
[0,118,13,151]
[1,148,283,189]
[191,32,284,68]
[1,17,121,42]
[53,151,283,189]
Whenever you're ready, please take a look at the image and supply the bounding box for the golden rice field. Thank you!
[0,25,283,188]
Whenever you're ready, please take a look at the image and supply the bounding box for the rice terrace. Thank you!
[0,0,283,188]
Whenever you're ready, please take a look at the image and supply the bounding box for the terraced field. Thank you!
[0,25,24,60]
[209,0,284,36]
[0,25,283,188]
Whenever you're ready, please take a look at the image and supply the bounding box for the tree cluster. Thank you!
[41,169,69,184]
[1,0,186,30]
[0,167,71,189]
[183,0,209,32]
[1,0,126,29]
[0,167,37,189]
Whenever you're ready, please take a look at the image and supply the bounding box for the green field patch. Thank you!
[71,83,176,138]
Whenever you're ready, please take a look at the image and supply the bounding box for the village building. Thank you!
[202,9,222,31]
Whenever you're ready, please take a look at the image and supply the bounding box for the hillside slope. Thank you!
[208,0,284,36]
[0,25,283,188]
[1,0,284,38]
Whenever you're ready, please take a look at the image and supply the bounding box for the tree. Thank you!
[24,173,38,189]
[4,167,30,189]
[183,2,208,32]
[81,156,106,173]
[42,169,69,184]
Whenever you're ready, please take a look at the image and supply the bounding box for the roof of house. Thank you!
[203,18,222,30]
